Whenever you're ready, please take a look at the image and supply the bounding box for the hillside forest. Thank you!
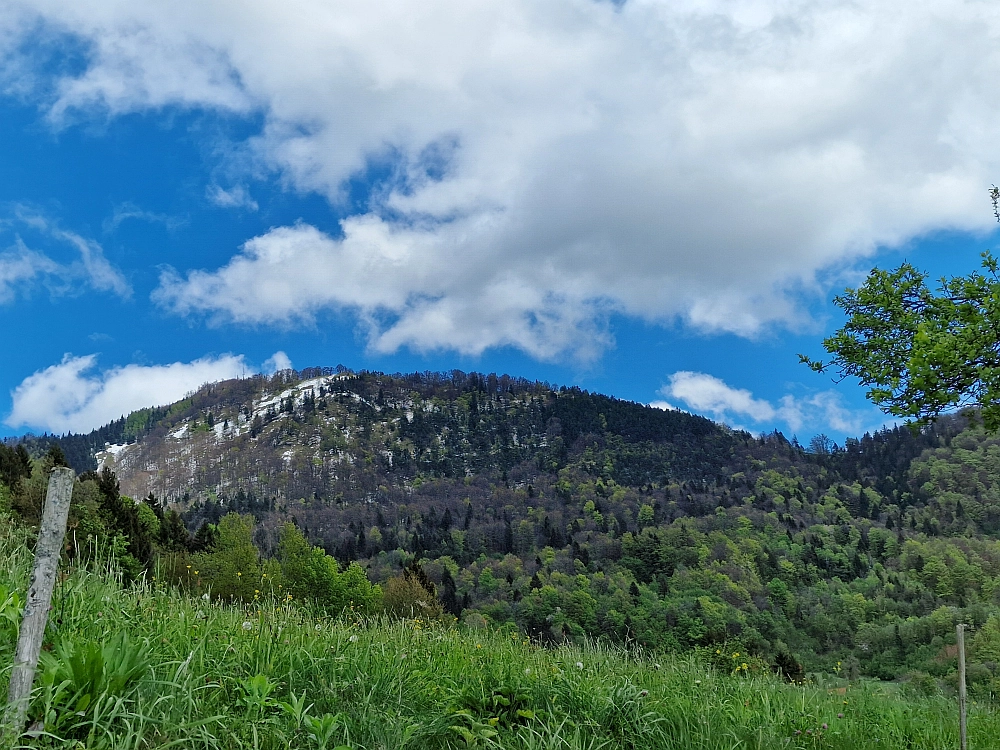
[7,368,1000,696]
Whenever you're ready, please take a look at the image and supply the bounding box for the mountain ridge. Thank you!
[8,366,1000,682]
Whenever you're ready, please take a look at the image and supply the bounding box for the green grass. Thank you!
[1,517,998,749]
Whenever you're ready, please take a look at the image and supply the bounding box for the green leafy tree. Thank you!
[277,522,380,613]
[192,513,269,601]
[803,198,1000,430]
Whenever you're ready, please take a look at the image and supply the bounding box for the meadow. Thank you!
[2,513,1000,749]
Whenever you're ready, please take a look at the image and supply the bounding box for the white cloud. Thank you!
[0,210,131,301]
[152,221,612,358]
[7,1,1000,355]
[662,371,883,437]
[0,240,61,302]
[103,202,185,233]
[5,353,256,434]
[667,372,778,424]
[206,185,258,212]
[648,399,677,412]
[263,350,292,373]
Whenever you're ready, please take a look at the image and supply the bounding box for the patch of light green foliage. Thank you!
[1,513,999,750]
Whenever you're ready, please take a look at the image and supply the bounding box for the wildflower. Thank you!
[821,723,828,730]
[237,572,242,577]
[575,662,584,669]
[837,713,844,719]
[242,621,253,631]
[525,668,532,675]
[202,593,210,601]
[639,690,649,697]
[315,624,322,631]
[349,634,359,643]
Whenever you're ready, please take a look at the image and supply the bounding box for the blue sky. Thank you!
[2,0,1000,444]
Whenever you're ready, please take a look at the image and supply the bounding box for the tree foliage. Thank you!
[277,522,381,613]
[803,251,1000,430]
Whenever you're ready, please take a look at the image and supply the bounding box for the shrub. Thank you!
[277,522,381,613]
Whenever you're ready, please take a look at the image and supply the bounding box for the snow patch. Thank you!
[95,442,130,471]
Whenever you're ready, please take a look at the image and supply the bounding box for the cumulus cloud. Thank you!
[6,1,1000,355]
[0,210,131,301]
[661,371,883,436]
[5,352,260,434]
[263,350,292,373]
[152,221,612,358]
[667,372,779,425]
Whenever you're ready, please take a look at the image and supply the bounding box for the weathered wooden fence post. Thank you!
[3,466,74,739]
[957,622,968,750]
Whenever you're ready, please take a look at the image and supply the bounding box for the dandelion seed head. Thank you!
[242,621,253,631]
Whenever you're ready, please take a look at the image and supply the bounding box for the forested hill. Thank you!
[10,367,1000,684]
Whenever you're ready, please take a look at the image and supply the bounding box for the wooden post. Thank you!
[3,466,74,739]
[957,623,967,750]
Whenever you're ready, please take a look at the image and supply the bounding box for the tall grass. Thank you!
[1,517,997,749]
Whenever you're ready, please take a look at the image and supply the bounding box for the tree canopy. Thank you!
[803,250,1000,430]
